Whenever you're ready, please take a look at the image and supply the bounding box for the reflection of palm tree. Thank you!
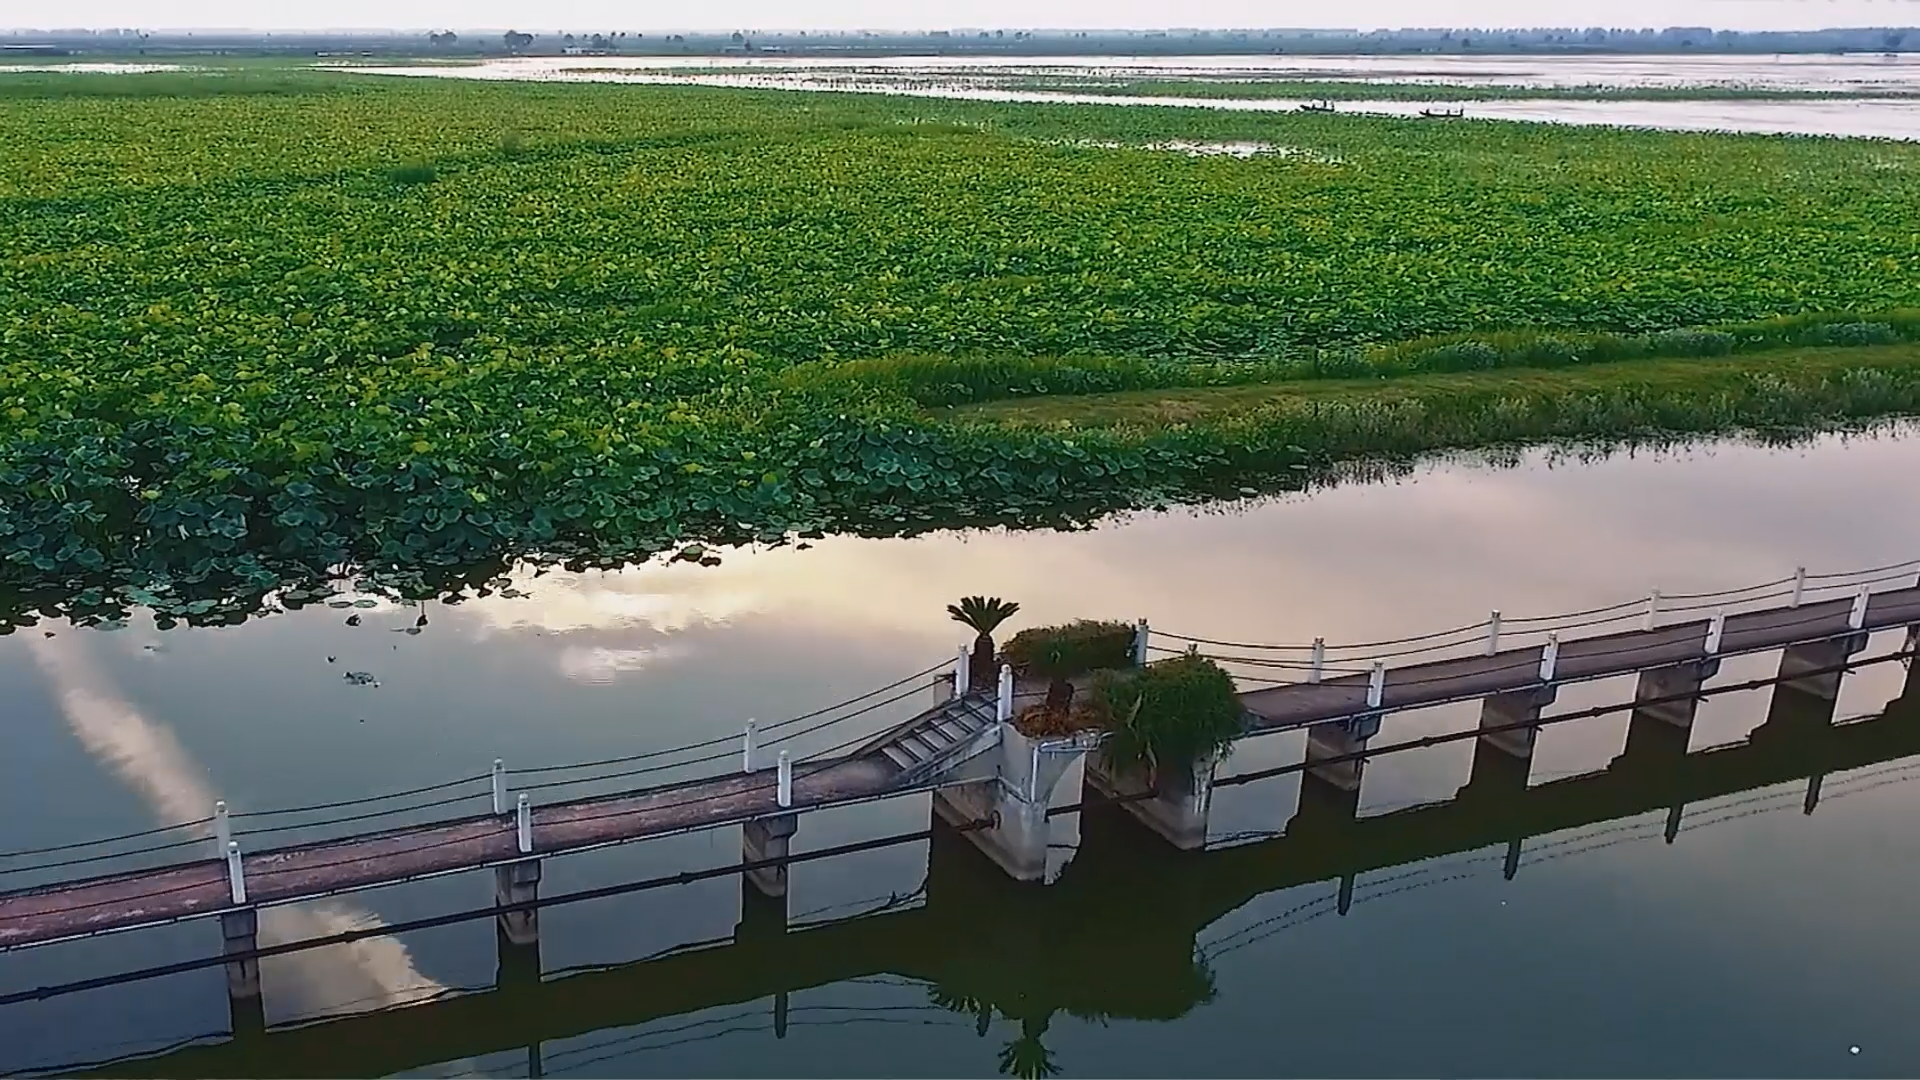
[948,596,1020,692]
[928,985,995,1037]
[997,1015,1060,1080]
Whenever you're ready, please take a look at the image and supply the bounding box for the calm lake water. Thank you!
[6,427,1920,1077]
[355,52,1920,140]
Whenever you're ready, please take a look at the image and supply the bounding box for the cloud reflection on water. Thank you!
[25,635,448,1023]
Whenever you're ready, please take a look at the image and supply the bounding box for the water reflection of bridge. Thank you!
[77,655,1920,1079]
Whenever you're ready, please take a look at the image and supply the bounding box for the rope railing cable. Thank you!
[0,817,212,862]
[762,680,937,751]
[1152,616,1490,654]
[232,789,492,841]
[0,661,947,866]
[1,677,940,899]
[1662,574,1799,603]
[505,658,948,778]
[1148,556,1916,660]
[1499,595,1652,627]
[756,660,948,734]
[1806,558,1920,581]
[0,834,213,881]
[516,678,936,796]
[1189,576,1914,679]
[515,746,744,796]
[228,773,491,821]
[186,695,935,891]
[1211,600,1906,695]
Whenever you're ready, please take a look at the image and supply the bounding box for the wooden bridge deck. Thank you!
[0,755,903,951]
[1240,586,1920,730]
[5,584,1917,954]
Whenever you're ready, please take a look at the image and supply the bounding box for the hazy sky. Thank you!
[14,0,1920,32]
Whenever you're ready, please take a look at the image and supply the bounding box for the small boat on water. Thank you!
[1419,106,1466,120]
[1297,99,1337,113]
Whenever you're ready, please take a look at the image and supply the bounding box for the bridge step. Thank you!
[871,694,1001,782]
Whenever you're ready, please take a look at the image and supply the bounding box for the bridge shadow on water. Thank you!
[64,655,1920,1079]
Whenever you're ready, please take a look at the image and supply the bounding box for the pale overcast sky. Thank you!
[11,0,1920,32]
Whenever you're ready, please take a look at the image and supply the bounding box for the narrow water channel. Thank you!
[5,427,1920,1077]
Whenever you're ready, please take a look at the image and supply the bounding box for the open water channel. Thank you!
[355,51,1920,139]
[6,426,1920,1077]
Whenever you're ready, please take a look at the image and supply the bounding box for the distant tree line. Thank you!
[7,24,1916,58]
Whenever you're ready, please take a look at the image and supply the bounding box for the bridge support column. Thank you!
[1083,750,1217,851]
[220,908,264,1037]
[743,813,799,898]
[1478,686,1557,762]
[1292,769,1362,831]
[933,725,1100,883]
[494,859,542,947]
[1633,659,1720,729]
[1777,633,1867,703]
[494,860,542,994]
[1304,715,1379,792]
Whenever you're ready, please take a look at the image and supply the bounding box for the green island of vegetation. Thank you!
[3,66,1919,625]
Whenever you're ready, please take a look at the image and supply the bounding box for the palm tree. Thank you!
[948,596,1020,693]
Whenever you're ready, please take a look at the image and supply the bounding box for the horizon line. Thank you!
[10,23,1920,35]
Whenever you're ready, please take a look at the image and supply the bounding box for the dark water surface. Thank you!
[5,429,1920,1077]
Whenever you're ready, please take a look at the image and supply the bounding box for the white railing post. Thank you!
[1366,662,1385,709]
[742,720,757,773]
[491,759,507,815]
[1539,633,1560,683]
[1705,610,1726,655]
[997,663,1014,722]
[213,800,231,853]
[516,793,532,854]
[1790,566,1807,608]
[1851,585,1871,631]
[1643,590,1662,632]
[226,841,246,905]
[955,644,971,696]
[1308,637,1325,684]
[1485,611,1502,656]
[777,750,793,808]
[1133,619,1150,666]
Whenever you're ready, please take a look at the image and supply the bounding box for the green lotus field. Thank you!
[3,66,1919,619]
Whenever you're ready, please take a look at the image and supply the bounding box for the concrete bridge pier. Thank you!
[934,725,1101,883]
[494,860,543,994]
[1462,730,1533,802]
[495,860,543,947]
[220,908,265,1038]
[1083,750,1218,850]
[1478,686,1559,763]
[1304,715,1380,792]
[743,814,800,898]
[1292,769,1362,832]
[1777,633,1868,702]
[1633,659,1721,730]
